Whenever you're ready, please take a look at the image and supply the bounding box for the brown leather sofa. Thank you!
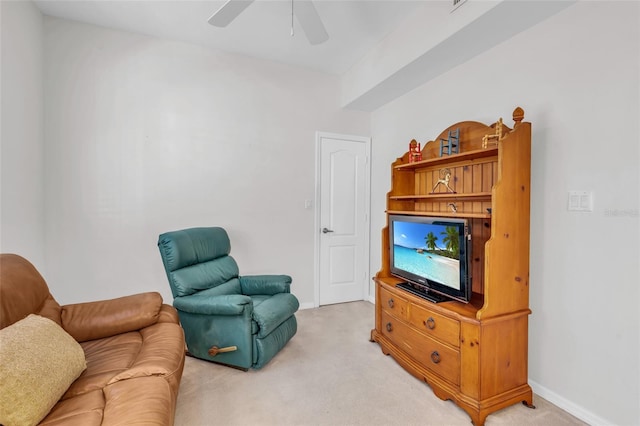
[0,254,186,425]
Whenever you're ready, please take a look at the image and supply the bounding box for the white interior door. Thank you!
[316,133,370,306]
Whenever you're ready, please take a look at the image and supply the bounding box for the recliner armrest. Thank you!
[240,275,292,295]
[173,294,252,316]
[62,292,163,342]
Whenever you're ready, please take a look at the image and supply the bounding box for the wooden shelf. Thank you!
[386,210,491,219]
[395,147,498,171]
[389,192,492,202]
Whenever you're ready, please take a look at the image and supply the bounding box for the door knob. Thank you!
[322,228,334,234]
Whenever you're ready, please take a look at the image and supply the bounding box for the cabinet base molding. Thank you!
[371,330,533,426]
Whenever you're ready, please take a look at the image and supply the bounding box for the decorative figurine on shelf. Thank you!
[482,118,504,148]
[408,139,422,163]
[432,168,456,193]
[439,128,460,157]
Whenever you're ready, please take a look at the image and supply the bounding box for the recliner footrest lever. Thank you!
[208,345,238,356]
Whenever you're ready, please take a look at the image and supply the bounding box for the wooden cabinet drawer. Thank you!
[408,304,460,348]
[379,286,408,320]
[381,311,460,386]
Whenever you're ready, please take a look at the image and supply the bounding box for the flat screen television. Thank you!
[389,214,471,303]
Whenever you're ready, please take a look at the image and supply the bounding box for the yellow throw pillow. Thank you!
[0,314,87,426]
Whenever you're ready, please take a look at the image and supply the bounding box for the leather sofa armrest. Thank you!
[157,304,180,324]
[173,294,252,316]
[62,292,163,342]
[239,275,292,296]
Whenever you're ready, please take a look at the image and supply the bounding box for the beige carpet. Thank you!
[174,301,586,426]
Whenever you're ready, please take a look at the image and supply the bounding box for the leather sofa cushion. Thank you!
[102,376,175,424]
[40,390,105,426]
[64,323,185,400]
[42,377,176,426]
[108,323,185,390]
[65,332,143,399]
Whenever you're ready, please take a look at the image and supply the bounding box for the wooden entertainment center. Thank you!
[370,107,533,426]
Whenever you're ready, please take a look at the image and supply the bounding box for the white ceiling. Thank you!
[33,0,431,75]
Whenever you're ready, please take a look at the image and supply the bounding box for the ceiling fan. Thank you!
[208,0,329,45]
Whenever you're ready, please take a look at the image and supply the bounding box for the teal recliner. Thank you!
[157,227,299,370]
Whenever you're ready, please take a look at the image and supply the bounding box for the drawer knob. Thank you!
[388,298,394,308]
[430,351,441,364]
[424,317,436,330]
[386,322,393,332]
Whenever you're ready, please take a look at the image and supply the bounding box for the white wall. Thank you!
[4,1,638,424]
[370,2,639,425]
[0,0,46,270]
[43,17,370,306]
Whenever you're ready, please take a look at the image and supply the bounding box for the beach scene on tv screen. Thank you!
[393,221,460,290]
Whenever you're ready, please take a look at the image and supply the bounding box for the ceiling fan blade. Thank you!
[208,0,255,27]
[294,1,329,45]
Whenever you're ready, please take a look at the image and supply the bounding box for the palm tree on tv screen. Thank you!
[425,232,438,251]
[441,226,460,257]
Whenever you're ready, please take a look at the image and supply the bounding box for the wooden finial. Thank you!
[513,107,524,127]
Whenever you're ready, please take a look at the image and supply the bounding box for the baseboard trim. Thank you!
[530,379,610,426]
[300,298,374,310]
[298,302,315,310]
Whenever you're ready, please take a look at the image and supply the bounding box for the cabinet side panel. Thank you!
[480,123,531,318]
[378,226,390,277]
[389,157,416,212]
[479,315,529,399]
[470,218,487,295]
[390,157,414,196]
[460,322,480,399]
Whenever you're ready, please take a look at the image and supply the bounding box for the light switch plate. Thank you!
[568,191,593,212]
